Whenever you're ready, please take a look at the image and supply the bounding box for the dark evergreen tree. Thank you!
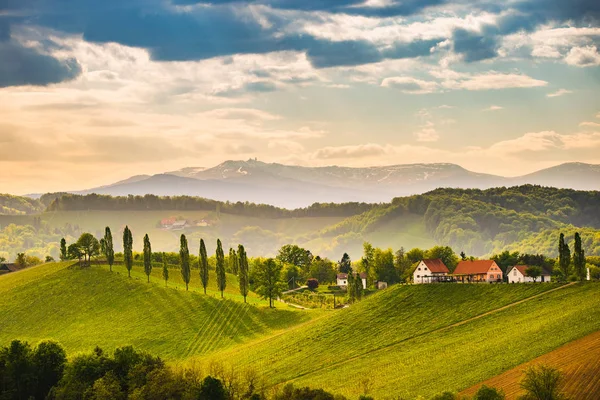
[558,233,571,280]
[238,244,249,303]
[228,248,239,275]
[123,226,133,278]
[180,234,190,291]
[199,239,209,294]
[573,232,586,281]
[338,253,352,274]
[60,238,67,261]
[103,227,115,272]
[143,234,152,283]
[162,253,169,287]
[216,239,226,298]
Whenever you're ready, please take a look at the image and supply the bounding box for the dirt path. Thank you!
[460,329,600,399]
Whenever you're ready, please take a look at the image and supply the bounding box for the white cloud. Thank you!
[547,89,573,98]
[381,77,439,94]
[414,125,440,142]
[580,121,600,128]
[483,105,504,111]
[441,72,548,91]
[564,46,600,67]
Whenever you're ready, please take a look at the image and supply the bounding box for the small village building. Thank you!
[336,273,367,289]
[453,260,503,283]
[507,265,552,283]
[413,259,450,284]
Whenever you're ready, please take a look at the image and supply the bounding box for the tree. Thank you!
[361,242,375,287]
[199,239,209,295]
[347,271,356,303]
[394,247,412,281]
[427,246,460,272]
[253,258,286,308]
[238,245,249,303]
[525,266,542,282]
[15,253,27,268]
[180,234,190,291]
[103,227,115,272]
[492,250,521,274]
[406,248,425,265]
[123,226,133,278]
[199,376,228,400]
[228,248,239,275]
[573,232,586,281]
[143,234,152,283]
[352,271,363,301]
[60,238,67,261]
[306,278,319,290]
[473,385,505,400]
[558,233,571,281]
[276,245,313,273]
[309,257,336,284]
[162,253,169,287]
[373,248,398,284]
[518,365,566,400]
[216,239,226,298]
[67,244,82,265]
[76,233,100,267]
[31,341,67,400]
[338,253,351,274]
[460,251,467,261]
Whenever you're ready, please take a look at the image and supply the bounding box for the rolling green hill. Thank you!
[0,262,318,360]
[212,282,600,398]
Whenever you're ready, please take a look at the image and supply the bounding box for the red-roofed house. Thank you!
[454,260,503,282]
[507,265,552,283]
[413,259,450,284]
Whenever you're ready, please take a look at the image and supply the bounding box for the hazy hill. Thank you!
[69,160,600,208]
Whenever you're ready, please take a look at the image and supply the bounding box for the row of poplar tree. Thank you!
[60,226,252,303]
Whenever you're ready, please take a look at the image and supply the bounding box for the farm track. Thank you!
[460,329,600,399]
[280,282,577,385]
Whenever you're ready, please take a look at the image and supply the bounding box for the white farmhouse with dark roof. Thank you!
[507,265,552,283]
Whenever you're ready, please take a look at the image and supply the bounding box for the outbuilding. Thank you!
[507,265,552,283]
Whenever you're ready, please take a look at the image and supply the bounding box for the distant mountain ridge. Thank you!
[47,161,600,208]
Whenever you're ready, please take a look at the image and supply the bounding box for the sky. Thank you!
[1,0,600,194]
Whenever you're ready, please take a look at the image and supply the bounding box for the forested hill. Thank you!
[0,194,44,215]
[316,186,600,257]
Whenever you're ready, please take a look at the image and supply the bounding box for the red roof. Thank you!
[421,259,449,273]
[454,260,499,274]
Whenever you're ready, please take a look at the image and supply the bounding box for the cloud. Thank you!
[483,105,504,111]
[547,89,573,98]
[381,76,438,94]
[414,125,439,142]
[452,27,499,62]
[564,45,600,67]
[580,121,600,128]
[442,72,548,91]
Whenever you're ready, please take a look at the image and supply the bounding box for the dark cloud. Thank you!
[0,18,81,88]
[215,80,277,97]
[382,38,443,59]
[452,27,499,62]
[305,39,382,68]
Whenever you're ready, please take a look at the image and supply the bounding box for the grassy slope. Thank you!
[214,283,600,399]
[0,262,317,360]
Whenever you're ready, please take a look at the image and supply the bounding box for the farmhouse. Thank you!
[413,259,450,284]
[507,265,552,283]
[453,260,503,282]
[337,273,367,289]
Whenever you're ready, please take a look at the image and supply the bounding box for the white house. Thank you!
[507,265,552,283]
[413,259,450,284]
[336,273,367,289]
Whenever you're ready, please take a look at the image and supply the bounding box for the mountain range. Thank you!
[49,160,600,208]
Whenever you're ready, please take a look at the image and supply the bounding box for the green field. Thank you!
[213,283,600,398]
[2,261,599,399]
[0,262,319,360]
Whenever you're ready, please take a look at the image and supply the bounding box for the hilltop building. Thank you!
[337,273,367,289]
[507,265,552,283]
[454,260,503,282]
[413,259,450,284]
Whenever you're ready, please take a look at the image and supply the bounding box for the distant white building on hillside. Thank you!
[337,273,367,289]
[507,265,552,283]
[413,259,450,284]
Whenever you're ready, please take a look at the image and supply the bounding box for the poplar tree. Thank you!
[347,269,356,303]
[60,238,67,261]
[216,239,226,298]
[123,226,133,278]
[162,253,169,287]
[238,244,249,303]
[353,272,363,301]
[103,227,115,272]
[199,239,209,294]
[573,232,586,281]
[143,234,152,283]
[180,234,190,291]
[558,233,571,281]
[229,248,239,276]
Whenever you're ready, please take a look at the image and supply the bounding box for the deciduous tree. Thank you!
[519,365,566,400]
[525,266,542,282]
[253,258,286,308]
[76,233,100,267]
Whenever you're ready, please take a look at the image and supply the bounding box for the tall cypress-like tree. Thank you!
[199,239,209,294]
[143,234,152,283]
[180,234,190,291]
[338,253,351,274]
[353,272,363,301]
[238,244,249,303]
[104,227,115,272]
[216,239,226,298]
[573,232,586,281]
[162,253,169,287]
[60,238,67,261]
[123,226,133,278]
[558,233,571,281]
[347,268,356,303]
[229,248,240,275]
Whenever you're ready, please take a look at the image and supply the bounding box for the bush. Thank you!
[327,285,342,291]
[307,278,319,290]
[473,385,505,400]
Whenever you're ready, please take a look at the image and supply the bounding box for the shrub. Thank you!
[473,385,505,400]
[307,278,319,290]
